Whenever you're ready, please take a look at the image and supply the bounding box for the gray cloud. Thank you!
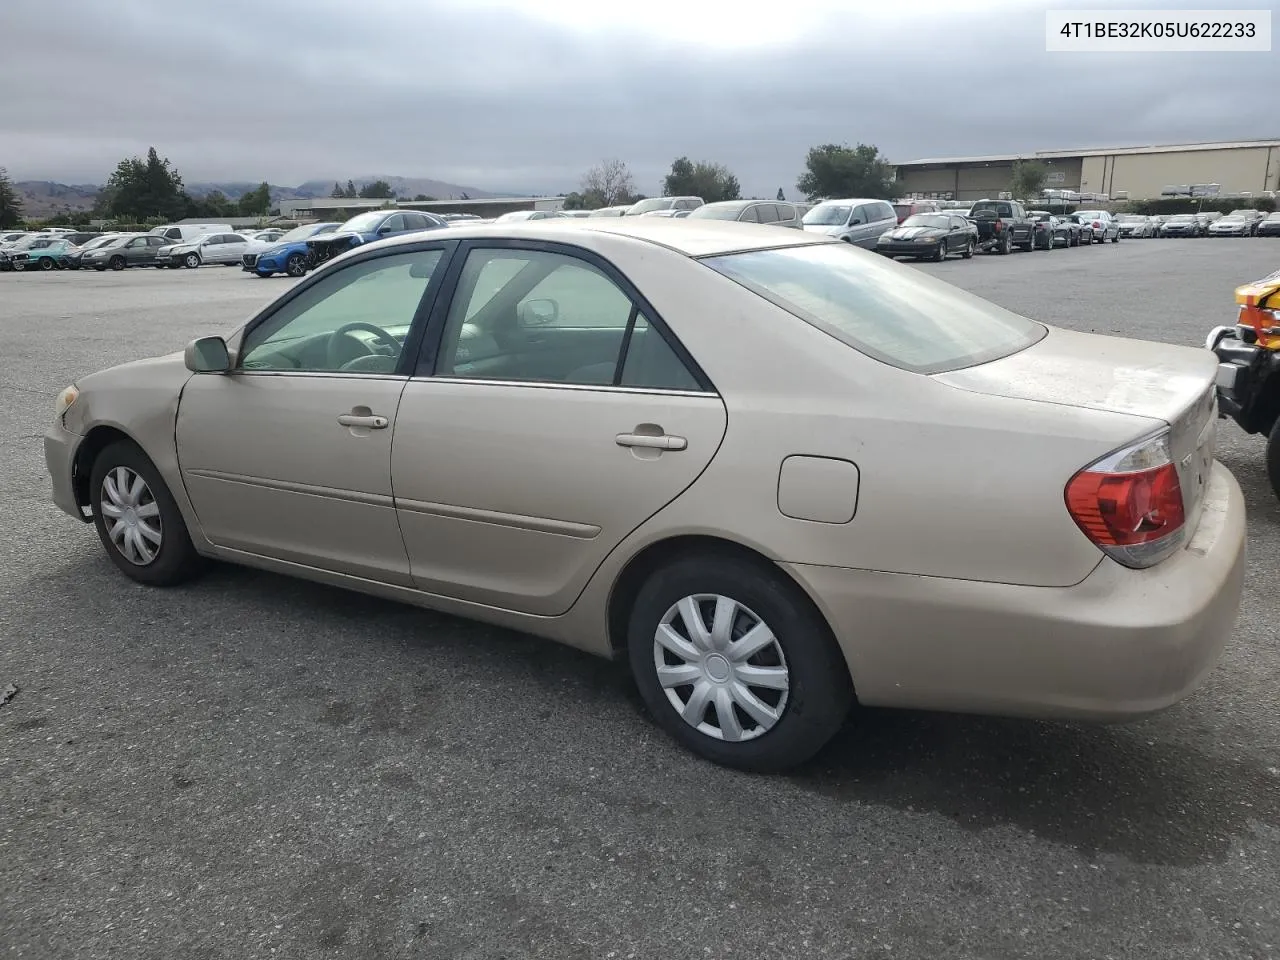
[1,0,1274,197]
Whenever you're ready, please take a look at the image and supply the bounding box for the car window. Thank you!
[777,203,796,221]
[705,242,1045,375]
[737,205,760,223]
[127,238,146,248]
[239,249,444,373]
[951,217,967,229]
[146,236,166,247]
[380,214,405,232]
[436,248,698,390]
[403,213,427,229]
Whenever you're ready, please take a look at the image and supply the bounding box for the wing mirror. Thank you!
[184,336,231,373]
[519,299,559,327]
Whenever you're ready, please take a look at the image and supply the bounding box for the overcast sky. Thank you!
[1,0,1275,197]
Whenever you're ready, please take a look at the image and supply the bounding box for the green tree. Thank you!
[776,187,785,201]
[663,156,740,203]
[0,167,23,228]
[412,193,436,201]
[1009,160,1049,201]
[102,147,186,220]
[358,179,394,199]
[330,181,345,198]
[581,158,635,207]
[238,181,272,216]
[796,143,895,201]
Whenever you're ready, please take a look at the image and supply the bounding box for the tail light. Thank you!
[1064,429,1187,569]
[993,219,1003,233]
[1092,220,1102,229]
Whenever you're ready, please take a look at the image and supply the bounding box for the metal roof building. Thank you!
[893,139,1280,202]
[276,196,565,220]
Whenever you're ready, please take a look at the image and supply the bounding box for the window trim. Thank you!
[233,238,459,378]
[410,237,716,393]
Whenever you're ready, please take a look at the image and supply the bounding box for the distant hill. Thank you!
[15,174,518,219]
[14,181,101,218]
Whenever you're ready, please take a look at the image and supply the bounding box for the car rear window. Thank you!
[969,201,1012,218]
[703,242,1045,375]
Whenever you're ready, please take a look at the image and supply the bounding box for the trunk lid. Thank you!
[935,326,1220,537]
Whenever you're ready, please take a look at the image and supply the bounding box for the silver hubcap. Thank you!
[100,466,162,565]
[653,594,790,743]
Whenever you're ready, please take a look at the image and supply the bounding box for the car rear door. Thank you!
[390,240,728,616]
[219,233,249,262]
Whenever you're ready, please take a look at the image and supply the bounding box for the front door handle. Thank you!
[616,432,686,451]
[337,413,389,429]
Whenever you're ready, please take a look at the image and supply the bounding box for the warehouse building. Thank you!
[276,196,564,220]
[893,139,1280,202]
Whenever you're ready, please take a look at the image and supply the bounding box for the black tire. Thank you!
[626,552,853,772]
[89,440,206,587]
[109,255,125,271]
[1267,417,1280,503]
[183,252,201,269]
[933,240,946,261]
[1110,231,1119,243]
[38,257,56,271]
[961,238,974,259]
[285,253,307,277]
[998,233,1011,255]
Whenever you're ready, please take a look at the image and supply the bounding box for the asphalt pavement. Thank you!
[2,242,1279,960]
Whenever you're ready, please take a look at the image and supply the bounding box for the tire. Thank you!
[933,240,946,261]
[1110,231,1119,243]
[89,440,206,587]
[1268,417,1280,503]
[109,255,125,271]
[183,253,201,269]
[37,257,55,271]
[998,233,1011,255]
[961,239,974,259]
[626,552,853,772]
[285,253,307,277]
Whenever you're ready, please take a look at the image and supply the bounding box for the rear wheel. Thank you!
[89,440,206,586]
[998,233,1011,255]
[961,238,974,259]
[627,552,853,772]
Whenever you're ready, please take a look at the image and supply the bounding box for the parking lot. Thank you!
[3,241,1279,959]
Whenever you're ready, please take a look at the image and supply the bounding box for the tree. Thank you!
[358,179,394,199]
[330,181,345,198]
[101,147,187,220]
[345,179,357,198]
[1009,160,1049,201]
[580,158,635,207]
[238,181,272,216]
[412,193,436,202]
[776,188,785,201]
[0,168,23,228]
[796,143,895,202]
[663,157,740,203]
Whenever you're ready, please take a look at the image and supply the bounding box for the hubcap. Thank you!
[100,466,162,566]
[653,594,790,743]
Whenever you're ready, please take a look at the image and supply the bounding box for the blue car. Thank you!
[305,210,448,268]
[242,222,342,277]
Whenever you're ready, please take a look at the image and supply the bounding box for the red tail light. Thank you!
[1064,430,1187,568]
[994,219,1003,232]
[1092,220,1102,228]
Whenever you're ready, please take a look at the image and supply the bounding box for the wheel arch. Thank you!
[72,425,141,518]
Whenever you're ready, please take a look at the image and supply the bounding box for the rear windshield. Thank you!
[969,201,1012,217]
[703,242,1045,375]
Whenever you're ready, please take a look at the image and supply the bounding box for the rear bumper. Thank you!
[783,462,1245,722]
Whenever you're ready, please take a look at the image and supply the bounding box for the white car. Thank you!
[159,232,253,269]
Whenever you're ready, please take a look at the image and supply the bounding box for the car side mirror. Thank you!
[518,299,558,327]
[184,336,231,373]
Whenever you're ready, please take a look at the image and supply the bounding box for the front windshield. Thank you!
[1118,215,1145,222]
[704,242,1044,375]
[81,236,118,250]
[338,212,387,233]
[1168,216,1195,223]
[803,204,851,226]
[1229,209,1257,217]
[902,215,951,228]
[626,198,674,215]
[278,223,331,243]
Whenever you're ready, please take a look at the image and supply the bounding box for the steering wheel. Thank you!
[326,321,399,370]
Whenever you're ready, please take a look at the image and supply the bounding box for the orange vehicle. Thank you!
[1207,267,1280,498]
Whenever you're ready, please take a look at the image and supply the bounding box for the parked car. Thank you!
[1116,215,1156,239]
[587,206,631,218]
[0,233,68,270]
[801,198,899,248]
[43,218,1246,772]
[159,232,254,269]
[1075,210,1120,243]
[1208,215,1256,237]
[305,210,449,268]
[65,233,128,269]
[967,199,1036,254]
[1025,211,1063,250]
[242,222,343,277]
[1257,211,1280,237]
[495,210,568,222]
[875,213,976,260]
[149,223,235,245]
[1160,214,1204,238]
[0,231,31,247]
[1227,209,1266,234]
[891,200,941,224]
[83,233,170,270]
[642,210,692,218]
[685,200,804,229]
[8,238,80,271]
[250,229,286,244]
[1052,215,1085,247]
[624,197,704,216]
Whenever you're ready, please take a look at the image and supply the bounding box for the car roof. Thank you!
[372,217,832,259]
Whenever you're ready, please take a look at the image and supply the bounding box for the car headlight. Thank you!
[55,384,79,420]
[918,236,938,242]
[262,246,286,257]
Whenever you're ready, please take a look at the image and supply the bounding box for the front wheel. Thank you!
[90,441,206,586]
[183,253,201,269]
[627,553,853,772]
[933,241,946,261]
[109,255,126,271]
[39,257,56,271]
[285,253,307,277]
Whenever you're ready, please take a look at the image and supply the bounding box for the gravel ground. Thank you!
[2,241,1279,960]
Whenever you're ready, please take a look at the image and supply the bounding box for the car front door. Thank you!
[218,234,249,263]
[176,242,452,583]
[122,237,151,265]
[390,241,728,616]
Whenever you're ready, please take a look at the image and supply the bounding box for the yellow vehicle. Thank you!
[1207,267,1280,498]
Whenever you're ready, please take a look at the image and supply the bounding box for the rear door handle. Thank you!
[616,432,686,451]
[337,414,389,429]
